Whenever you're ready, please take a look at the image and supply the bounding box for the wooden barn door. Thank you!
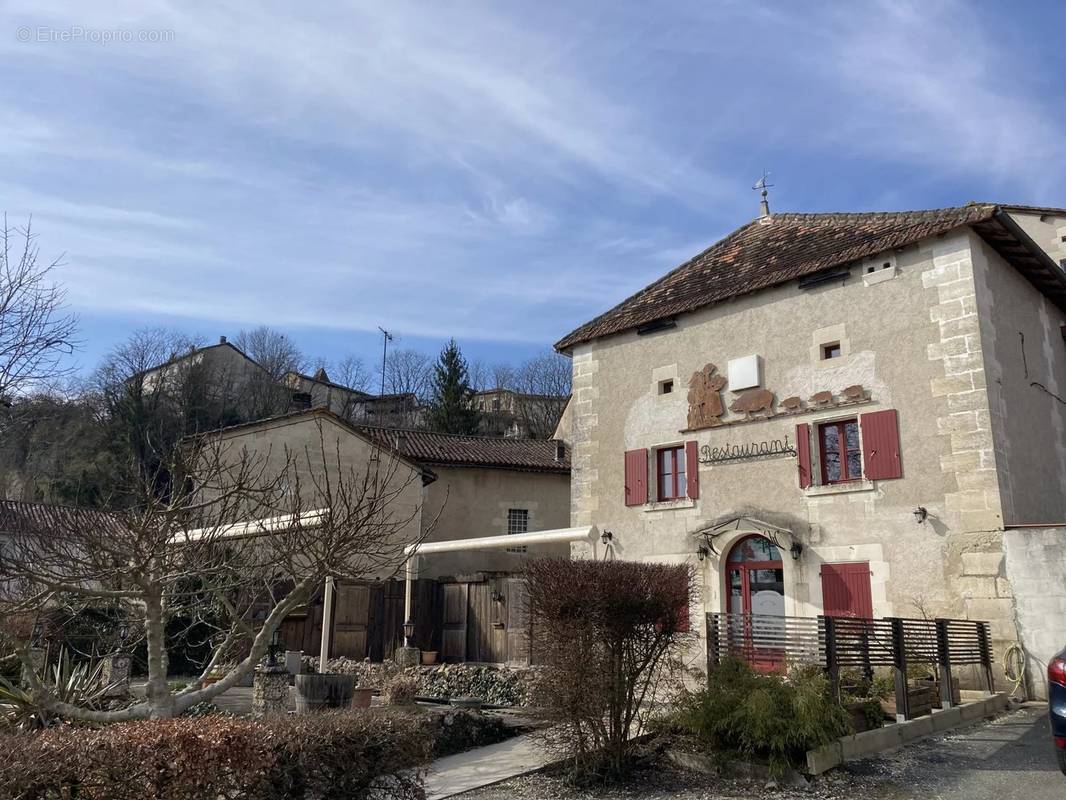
[332,583,372,658]
[441,583,469,662]
[505,577,531,665]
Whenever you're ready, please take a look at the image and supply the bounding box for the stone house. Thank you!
[555,202,1066,696]
[199,408,571,661]
[283,368,423,428]
[472,387,569,439]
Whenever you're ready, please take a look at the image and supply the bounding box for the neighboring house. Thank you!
[472,387,569,438]
[283,368,424,429]
[556,202,1066,695]
[357,425,572,578]
[198,408,571,663]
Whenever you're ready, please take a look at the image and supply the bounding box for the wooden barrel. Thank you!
[294,674,355,713]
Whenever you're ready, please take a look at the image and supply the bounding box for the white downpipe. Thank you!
[319,576,335,670]
[400,525,598,647]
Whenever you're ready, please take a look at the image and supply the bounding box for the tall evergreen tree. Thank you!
[426,339,480,434]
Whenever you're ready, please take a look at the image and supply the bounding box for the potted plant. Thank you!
[421,650,438,666]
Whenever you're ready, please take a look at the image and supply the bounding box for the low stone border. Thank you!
[805,692,1010,774]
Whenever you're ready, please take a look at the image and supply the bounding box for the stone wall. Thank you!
[1003,526,1066,700]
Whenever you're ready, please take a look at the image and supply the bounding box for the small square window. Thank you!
[659,379,674,395]
[822,342,842,360]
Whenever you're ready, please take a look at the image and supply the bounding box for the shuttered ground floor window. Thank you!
[820,562,873,619]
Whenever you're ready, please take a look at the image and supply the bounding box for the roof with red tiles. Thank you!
[555,203,1066,351]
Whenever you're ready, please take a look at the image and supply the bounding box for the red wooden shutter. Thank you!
[624,448,648,506]
[820,562,873,619]
[685,441,699,500]
[860,409,902,480]
[796,423,812,489]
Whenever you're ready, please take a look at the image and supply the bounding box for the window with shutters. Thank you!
[656,445,687,500]
[506,508,529,553]
[818,418,861,483]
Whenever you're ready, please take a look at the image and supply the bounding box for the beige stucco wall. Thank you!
[416,466,572,579]
[566,227,1028,674]
[974,215,1066,525]
[207,415,425,581]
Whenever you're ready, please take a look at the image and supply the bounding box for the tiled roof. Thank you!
[0,500,124,536]
[358,427,570,473]
[556,204,1010,350]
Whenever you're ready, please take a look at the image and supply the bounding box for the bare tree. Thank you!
[382,348,431,401]
[514,351,572,439]
[331,355,371,394]
[233,326,304,381]
[0,419,431,720]
[0,218,79,402]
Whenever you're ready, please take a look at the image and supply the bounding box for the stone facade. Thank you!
[562,213,1066,691]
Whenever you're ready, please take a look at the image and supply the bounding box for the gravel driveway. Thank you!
[460,705,1062,800]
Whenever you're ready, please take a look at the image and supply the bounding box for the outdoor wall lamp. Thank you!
[402,620,415,642]
[913,506,928,524]
[601,530,614,546]
[789,542,804,560]
[491,590,505,603]
[696,544,709,562]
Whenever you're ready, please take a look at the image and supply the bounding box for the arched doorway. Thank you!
[724,535,786,672]
[725,534,785,616]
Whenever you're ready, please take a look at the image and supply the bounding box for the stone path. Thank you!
[423,731,556,800]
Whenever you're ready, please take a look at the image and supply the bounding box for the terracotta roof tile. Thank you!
[0,500,124,536]
[357,427,570,473]
[555,204,1001,350]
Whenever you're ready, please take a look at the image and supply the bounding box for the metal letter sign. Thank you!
[698,434,797,465]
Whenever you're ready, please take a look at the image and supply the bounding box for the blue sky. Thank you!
[2,1,1065,381]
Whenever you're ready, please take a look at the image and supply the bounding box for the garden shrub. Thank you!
[670,658,849,771]
[381,672,420,706]
[0,710,432,800]
[525,558,693,782]
[429,710,514,758]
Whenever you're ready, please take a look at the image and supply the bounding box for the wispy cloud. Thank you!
[0,0,1061,368]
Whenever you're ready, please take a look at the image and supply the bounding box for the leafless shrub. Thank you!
[0,711,431,800]
[525,558,695,782]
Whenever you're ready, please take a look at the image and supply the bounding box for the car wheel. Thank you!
[1058,747,1066,777]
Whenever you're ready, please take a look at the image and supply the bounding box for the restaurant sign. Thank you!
[698,434,796,465]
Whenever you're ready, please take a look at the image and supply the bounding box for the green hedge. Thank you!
[0,711,431,800]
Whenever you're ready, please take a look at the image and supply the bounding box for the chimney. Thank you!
[219,335,227,344]
[553,439,566,462]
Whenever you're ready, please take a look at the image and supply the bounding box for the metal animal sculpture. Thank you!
[780,395,804,413]
[842,384,866,402]
[810,390,835,407]
[687,363,727,429]
[729,388,775,419]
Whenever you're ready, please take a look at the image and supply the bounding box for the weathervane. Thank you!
[753,171,774,218]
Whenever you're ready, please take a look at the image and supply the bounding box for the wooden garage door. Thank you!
[820,562,873,619]
[331,583,371,658]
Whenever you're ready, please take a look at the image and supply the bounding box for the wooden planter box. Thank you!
[880,685,936,719]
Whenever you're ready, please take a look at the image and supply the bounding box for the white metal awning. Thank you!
[403,525,598,556]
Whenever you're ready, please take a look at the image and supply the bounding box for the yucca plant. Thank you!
[0,649,120,731]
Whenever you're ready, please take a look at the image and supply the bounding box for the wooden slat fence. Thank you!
[707,612,995,721]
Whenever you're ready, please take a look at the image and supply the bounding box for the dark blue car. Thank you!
[1051,649,1066,775]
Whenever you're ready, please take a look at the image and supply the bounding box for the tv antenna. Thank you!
[753,171,774,218]
[378,326,393,396]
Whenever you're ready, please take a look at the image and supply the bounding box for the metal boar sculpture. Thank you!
[728,388,775,420]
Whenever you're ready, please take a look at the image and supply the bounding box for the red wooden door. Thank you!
[725,536,786,671]
[820,562,873,619]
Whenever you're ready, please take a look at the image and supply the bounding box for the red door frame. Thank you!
[725,535,784,614]
[725,534,785,672]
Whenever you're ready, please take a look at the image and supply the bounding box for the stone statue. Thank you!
[687,363,727,429]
